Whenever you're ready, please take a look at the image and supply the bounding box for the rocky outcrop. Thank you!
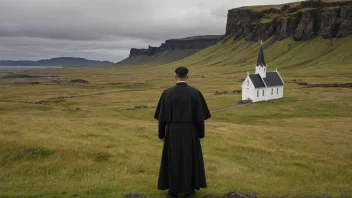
[337,6,352,37]
[293,9,318,41]
[320,7,340,38]
[226,0,352,42]
[128,35,223,57]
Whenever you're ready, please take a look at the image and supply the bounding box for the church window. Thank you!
[262,90,264,96]
[277,88,279,94]
[264,68,266,72]
[271,88,273,95]
[257,90,259,97]
[247,80,249,86]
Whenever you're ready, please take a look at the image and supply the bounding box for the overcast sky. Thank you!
[0,0,299,62]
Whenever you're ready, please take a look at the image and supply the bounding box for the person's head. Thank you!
[174,66,189,81]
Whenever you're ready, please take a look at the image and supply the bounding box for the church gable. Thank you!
[242,75,254,89]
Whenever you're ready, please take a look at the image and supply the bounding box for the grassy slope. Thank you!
[0,35,351,198]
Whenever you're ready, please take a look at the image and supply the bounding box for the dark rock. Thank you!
[226,9,263,40]
[340,6,352,20]
[129,48,149,56]
[31,82,41,84]
[134,105,148,109]
[320,8,340,38]
[297,82,309,85]
[70,79,89,84]
[295,81,352,88]
[293,10,318,41]
[128,36,223,57]
[275,16,300,40]
[281,4,291,12]
[62,107,81,111]
[307,83,352,88]
[287,6,301,14]
[250,20,278,41]
[232,90,242,93]
[204,195,221,198]
[337,19,352,37]
[215,91,228,95]
[122,193,148,198]
[222,191,257,198]
[301,0,324,8]
[226,2,352,42]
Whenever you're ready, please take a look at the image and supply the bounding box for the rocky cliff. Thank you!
[226,0,352,41]
[129,35,223,57]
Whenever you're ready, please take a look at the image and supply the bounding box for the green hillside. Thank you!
[151,35,352,79]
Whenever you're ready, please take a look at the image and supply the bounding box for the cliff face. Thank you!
[129,35,223,57]
[226,0,352,42]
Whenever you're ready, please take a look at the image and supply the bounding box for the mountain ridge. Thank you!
[0,57,114,66]
[116,35,223,65]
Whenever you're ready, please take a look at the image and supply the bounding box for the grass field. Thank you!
[0,36,351,198]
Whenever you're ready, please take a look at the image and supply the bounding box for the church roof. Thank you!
[256,45,266,67]
[249,72,284,88]
[249,74,266,88]
[263,72,284,87]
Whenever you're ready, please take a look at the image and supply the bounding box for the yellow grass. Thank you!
[0,37,351,197]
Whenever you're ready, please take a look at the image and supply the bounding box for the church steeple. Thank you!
[255,41,266,78]
[257,41,266,67]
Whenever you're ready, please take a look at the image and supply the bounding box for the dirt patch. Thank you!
[70,79,89,84]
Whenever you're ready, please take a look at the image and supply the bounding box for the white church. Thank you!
[241,43,284,103]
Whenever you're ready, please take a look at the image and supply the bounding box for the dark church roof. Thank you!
[249,72,284,88]
[263,72,284,87]
[256,45,266,67]
[249,74,265,88]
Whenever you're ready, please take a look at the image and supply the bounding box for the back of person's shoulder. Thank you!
[163,85,177,94]
[187,85,201,95]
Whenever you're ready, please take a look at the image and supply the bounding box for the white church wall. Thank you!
[265,86,283,100]
[252,88,266,102]
[241,76,255,101]
[251,86,284,102]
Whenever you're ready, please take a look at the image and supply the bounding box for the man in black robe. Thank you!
[154,66,211,198]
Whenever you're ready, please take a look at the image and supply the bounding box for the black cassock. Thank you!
[154,82,211,194]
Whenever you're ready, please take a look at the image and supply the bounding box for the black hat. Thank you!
[175,66,189,77]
